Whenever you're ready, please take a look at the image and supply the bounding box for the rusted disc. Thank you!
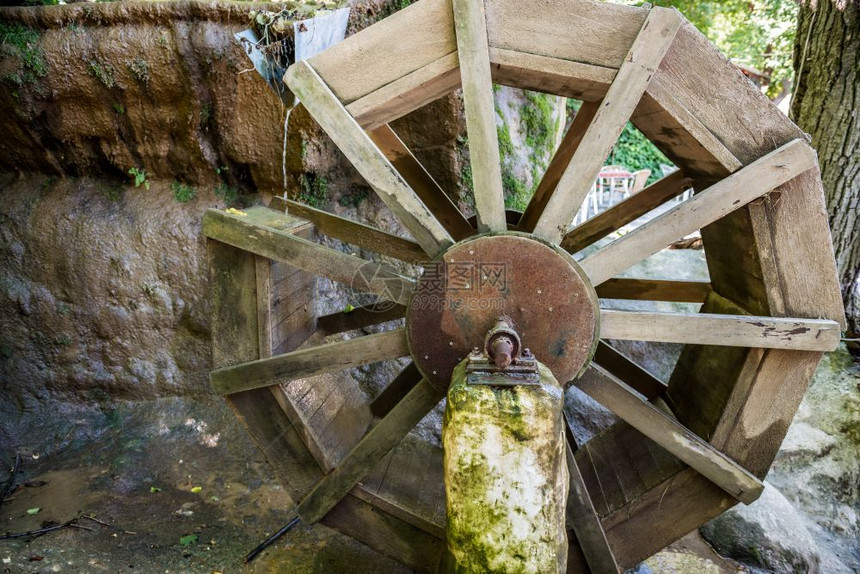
[406,233,599,391]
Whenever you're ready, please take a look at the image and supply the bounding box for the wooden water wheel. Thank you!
[203,0,845,571]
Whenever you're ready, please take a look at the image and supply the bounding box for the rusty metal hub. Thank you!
[406,233,599,391]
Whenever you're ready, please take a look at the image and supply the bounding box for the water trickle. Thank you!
[235,7,349,199]
[283,105,292,195]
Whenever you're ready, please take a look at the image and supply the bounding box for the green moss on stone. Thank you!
[443,360,567,573]
[0,23,48,86]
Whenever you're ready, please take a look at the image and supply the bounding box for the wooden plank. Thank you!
[601,468,732,569]
[349,53,461,131]
[202,207,415,306]
[489,48,615,102]
[367,125,474,241]
[642,80,743,174]
[599,309,840,352]
[593,342,667,400]
[581,434,627,514]
[569,433,609,517]
[518,100,601,232]
[210,329,410,395]
[711,349,823,477]
[355,433,447,538]
[579,139,819,285]
[317,304,407,338]
[561,170,692,254]
[595,278,710,303]
[453,0,506,232]
[749,169,846,327]
[255,257,273,358]
[269,196,428,265]
[486,0,648,71]
[320,493,445,574]
[285,61,454,258]
[296,379,444,524]
[309,0,455,106]
[576,365,763,504]
[370,362,423,418]
[532,8,682,244]
[208,240,321,501]
[564,426,621,574]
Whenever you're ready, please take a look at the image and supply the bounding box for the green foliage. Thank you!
[567,99,671,184]
[607,122,671,185]
[338,188,369,208]
[171,181,197,203]
[113,103,125,114]
[178,534,198,547]
[496,114,514,159]
[126,58,149,84]
[214,182,238,204]
[0,23,47,86]
[614,0,797,97]
[298,173,328,207]
[88,59,116,89]
[521,90,557,153]
[502,173,530,212]
[128,167,150,190]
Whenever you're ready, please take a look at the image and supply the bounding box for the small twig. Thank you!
[244,516,301,564]
[0,519,77,541]
[79,515,111,527]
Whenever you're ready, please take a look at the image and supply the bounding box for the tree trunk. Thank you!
[791,0,860,355]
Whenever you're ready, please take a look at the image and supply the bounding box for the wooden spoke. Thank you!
[203,207,415,306]
[532,8,683,244]
[564,424,621,574]
[576,364,764,505]
[600,309,841,352]
[453,0,507,232]
[317,304,407,338]
[580,139,818,285]
[285,61,454,258]
[295,378,444,524]
[270,197,427,265]
[210,329,410,395]
[518,100,601,233]
[595,278,711,303]
[593,341,667,400]
[561,170,693,254]
[370,362,423,418]
[368,125,474,241]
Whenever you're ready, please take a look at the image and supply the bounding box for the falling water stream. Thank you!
[235,7,349,199]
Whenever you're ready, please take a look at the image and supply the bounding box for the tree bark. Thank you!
[791,0,860,355]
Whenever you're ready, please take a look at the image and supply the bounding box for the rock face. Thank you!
[701,484,825,573]
[0,175,216,455]
[0,1,288,190]
[701,347,860,573]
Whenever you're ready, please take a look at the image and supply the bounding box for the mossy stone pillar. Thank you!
[442,360,568,573]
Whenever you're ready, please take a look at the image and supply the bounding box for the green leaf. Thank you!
[26,507,40,515]
[179,534,198,546]
[150,486,162,493]
[190,486,202,493]
[343,304,355,313]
